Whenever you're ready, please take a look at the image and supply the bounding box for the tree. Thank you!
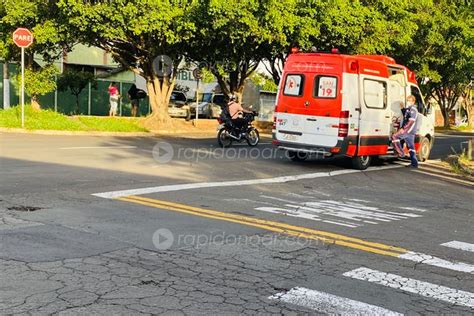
[20,65,58,109]
[393,0,473,128]
[57,69,96,114]
[249,72,277,92]
[261,0,321,85]
[57,0,196,126]
[461,82,473,127]
[187,0,293,100]
[1,0,72,108]
[262,0,418,85]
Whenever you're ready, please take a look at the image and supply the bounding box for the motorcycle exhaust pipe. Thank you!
[228,133,241,140]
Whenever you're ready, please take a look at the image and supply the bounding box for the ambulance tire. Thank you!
[351,155,371,170]
[288,151,308,162]
[417,137,431,162]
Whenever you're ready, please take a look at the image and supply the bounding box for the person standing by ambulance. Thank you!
[392,95,421,168]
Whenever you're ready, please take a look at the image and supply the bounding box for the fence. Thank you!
[1,64,151,117]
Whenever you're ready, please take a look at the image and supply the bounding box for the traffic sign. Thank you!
[193,68,203,80]
[13,28,33,48]
[13,28,34,128]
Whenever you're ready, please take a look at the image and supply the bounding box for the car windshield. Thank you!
[198,93,213,102]
[171,92,186,102]
[213,95,226,105]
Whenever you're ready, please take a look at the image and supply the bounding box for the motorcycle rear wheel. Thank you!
[217,128,233,148]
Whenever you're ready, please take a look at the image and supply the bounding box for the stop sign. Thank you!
[13,28,33,48]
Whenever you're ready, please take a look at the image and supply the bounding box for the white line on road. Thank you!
[398,251,474,274]
[441,241,474,253]
[269,287,402,315]
[343,267,474,309]
[92,165,402,199]
[60,146,137,150]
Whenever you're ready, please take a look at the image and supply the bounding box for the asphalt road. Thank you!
[0,132,473,315]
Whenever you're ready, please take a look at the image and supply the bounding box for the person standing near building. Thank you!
[392,95,421,168]
[108,82,120,117]
[128,84,139,117]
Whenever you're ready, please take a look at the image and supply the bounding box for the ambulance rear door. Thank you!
[357,75,391,155]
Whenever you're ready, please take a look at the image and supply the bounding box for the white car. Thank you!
[168,91,191,119]
[190,93,226,119]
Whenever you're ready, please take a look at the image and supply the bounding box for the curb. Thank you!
[0,127,154,137]
[415,160,474,187]
[435,131,474,137]
[0,127,274,139]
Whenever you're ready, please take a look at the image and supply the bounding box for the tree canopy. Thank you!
[1,0,472,127]
[57,0,196,125]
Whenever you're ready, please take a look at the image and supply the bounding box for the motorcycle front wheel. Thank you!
[217,128,233,148]
[246,128,260,146]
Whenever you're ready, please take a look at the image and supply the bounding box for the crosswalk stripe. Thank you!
[269,287,402,315]
[398,251,474,274]
[441,241,474,253]
[343,267,474,309]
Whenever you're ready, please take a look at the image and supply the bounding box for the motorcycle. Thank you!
[216,111,260,148]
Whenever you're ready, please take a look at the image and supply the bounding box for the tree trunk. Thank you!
[463,85,473,127]
[31,95,41,111]
[442,107,450,128]
[143,76,174,130]
[75,95,80,114]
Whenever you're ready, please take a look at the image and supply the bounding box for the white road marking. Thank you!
[92,165,402,199]
[255,196,422,228]
[398,251,474,274]
[60,146,137,150]
[344,267,474,309]
[441,241,474,253]
[269,287,402,315]
[399,206,427,212]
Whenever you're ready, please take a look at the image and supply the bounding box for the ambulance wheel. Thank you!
[417,137,431,162]
[351,155,371,170]
[288,151,308,162]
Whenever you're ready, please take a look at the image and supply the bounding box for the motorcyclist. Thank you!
[227,94,253,135]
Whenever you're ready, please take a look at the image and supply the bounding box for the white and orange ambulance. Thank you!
[272,50,435,169]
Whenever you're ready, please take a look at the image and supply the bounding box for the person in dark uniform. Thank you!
[392,95,421,168]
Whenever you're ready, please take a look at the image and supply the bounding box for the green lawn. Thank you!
[0,105,148,132]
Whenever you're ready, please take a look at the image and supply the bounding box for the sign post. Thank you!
[193,68,203,126]
[13,28,34,128]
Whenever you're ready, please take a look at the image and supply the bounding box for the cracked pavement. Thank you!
[1,133,473,315]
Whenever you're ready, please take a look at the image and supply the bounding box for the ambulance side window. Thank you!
[283,74,305,97]
[364,79,387,109]
[314,76,338,99]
